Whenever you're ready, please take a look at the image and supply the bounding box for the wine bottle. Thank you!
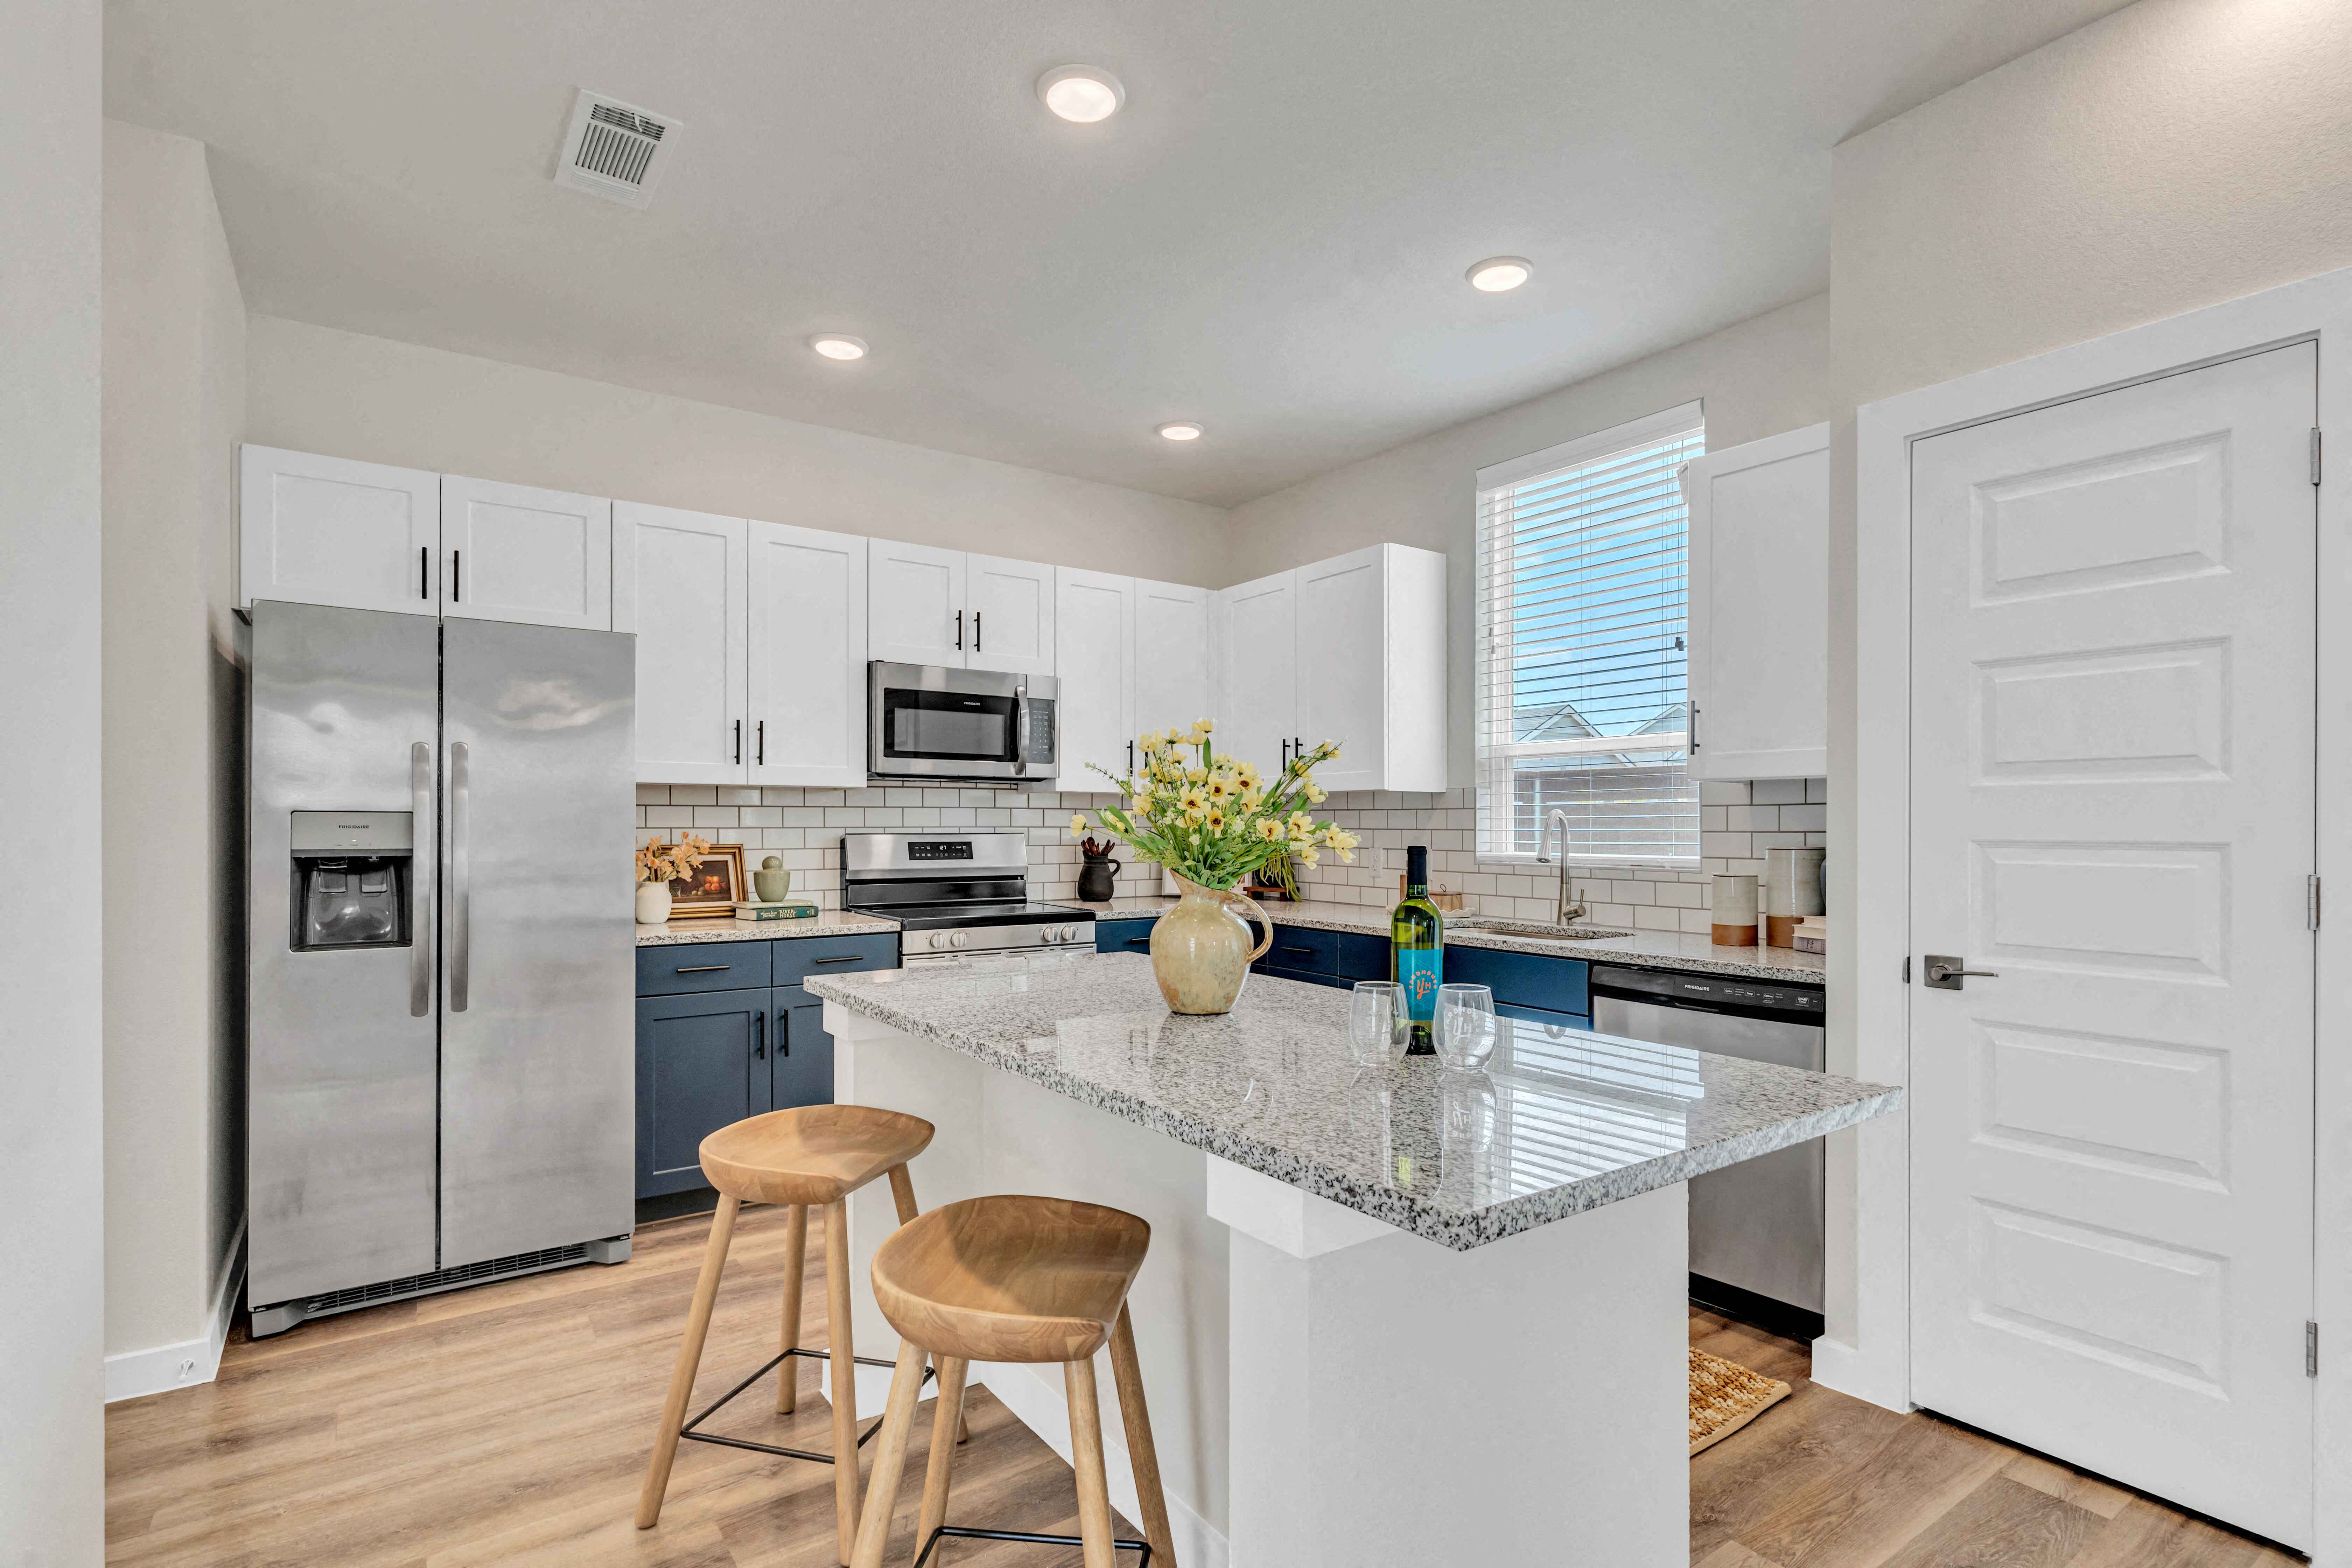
[1391,845,1443,1056]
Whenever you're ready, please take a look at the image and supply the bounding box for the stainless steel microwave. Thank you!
[867,661,1059,784]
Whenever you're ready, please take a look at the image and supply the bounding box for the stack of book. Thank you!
[1791,917,1827,955]
[733,900,819,922]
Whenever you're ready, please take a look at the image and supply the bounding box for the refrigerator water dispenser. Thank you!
[289,810,413,950]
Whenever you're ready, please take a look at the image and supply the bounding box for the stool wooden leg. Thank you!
[849,1338,929,1568]
[1109,1305,1178,1568]
[824,1199,861,1564]
[886,1164,968,1446]
[636,1195,739,1530]
[914,1356,968,1554]
[1064,1357,1120,1568]
[776,1203,808,1413]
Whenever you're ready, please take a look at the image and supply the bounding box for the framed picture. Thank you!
[668,844,746,916]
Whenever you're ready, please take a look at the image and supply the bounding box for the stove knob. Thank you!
[1045,925,1063,943]
[928,932,951,950]
[950,931,968,948]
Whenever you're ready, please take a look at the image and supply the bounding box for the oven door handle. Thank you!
[1013,681,1030,778]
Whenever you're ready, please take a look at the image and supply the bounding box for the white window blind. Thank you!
[1474,403,1705,863]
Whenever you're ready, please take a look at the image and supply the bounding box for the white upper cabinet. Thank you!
[1216,569,1300,776]
[1054,569,1137,789]
[1680,424,1828,780]
[867,540,968,666]
[439,476,613,631]
[1296,545,1447,793]
[613,502,747,786]
[966,555,1057,677]
[1217,544,1446,791]
[1133,579,1212,743]
[748,521,868,789]
[239,444,441,615]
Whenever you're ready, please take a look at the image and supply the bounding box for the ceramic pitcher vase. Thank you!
[1151,874,1274,1015]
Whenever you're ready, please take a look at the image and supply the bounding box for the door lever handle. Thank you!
[1923,954,1999,991]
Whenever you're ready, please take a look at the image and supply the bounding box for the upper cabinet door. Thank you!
[1296,547,1390,793]
[748,521,868,789]
[239,444,441,615]
[1215,569,1299,776]
[1681,424,1828,780]
[440,476,614,630]
[1055,568,1136,788]
[868,540,968,667]
[966,554,1057,677]
[1133,578,1212,743]
[613,503,748,785]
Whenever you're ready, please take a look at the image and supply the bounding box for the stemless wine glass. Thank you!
[1435,982,1498,1070]
[1348,981,1409,1066]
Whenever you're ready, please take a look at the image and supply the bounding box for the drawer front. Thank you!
[1254,924,1339,976]
[1497,1000,1594,1034]
[1337,932,1391,982]
[1254,965,1346,990]
[1442,944,1590,1016]
[771,932,899,986]
[1097,918,1158,954]
[636,943,772,997]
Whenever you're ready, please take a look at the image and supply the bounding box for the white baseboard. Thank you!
[824,1356,1229,1567]
[106,1219,245,1404]
[1808,1333,1912,1415]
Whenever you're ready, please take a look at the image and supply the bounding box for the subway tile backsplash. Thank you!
[634,776,1827,933]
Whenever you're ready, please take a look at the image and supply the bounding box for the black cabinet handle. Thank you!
[1128,740,1135,772]
[955,609,963,651]
[674,964,730,974]
[773,1009,789,1056]
[756,720,764,766]
[1280,739,1289,769]
[452,550,461,602]
[1280,945,1316,958]
[754,1012,766,1060]
[420,545,429,600]
[812,954,863,965]
[734,720,742,765]
[974,611,981,650]
[1124,936,1152,948]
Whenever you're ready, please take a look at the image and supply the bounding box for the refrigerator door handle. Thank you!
[410,741,433,1016]
[449,740,471,1012]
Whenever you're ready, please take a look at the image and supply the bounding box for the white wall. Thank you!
[0,0,106,1557]
[1223,294,1830,780]
[102,120,249,1391]
[1820,0,2352,1368]
[245,316,1231,587]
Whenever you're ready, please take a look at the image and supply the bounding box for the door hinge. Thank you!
[2314,428,2324,486]
[2308,1320,2319,1377]
[2310,874,2323,931]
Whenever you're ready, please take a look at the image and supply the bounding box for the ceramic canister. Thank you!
[1711,873,1760,947]
[1763,846,1826,947]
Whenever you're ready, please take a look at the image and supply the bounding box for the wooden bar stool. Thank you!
[637,1103,943,1563]
[850,1194,1177,1568]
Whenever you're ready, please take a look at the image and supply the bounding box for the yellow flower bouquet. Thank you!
[1072,720,1358,891]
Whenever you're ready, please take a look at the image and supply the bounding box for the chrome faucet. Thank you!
[1538,808,1588,929]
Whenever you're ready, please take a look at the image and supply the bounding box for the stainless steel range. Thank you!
[842,831,1095,966]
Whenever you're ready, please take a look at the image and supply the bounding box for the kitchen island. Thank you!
[808,952,1896,1567]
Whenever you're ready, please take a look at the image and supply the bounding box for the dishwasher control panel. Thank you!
[1588,964,1822,1017]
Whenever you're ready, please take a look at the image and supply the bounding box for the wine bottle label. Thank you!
[1398,948,1441,1023]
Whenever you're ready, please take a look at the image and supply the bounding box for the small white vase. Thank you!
[635,882,674,925]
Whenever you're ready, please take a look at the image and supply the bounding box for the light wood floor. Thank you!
[107,1202,2303,1567]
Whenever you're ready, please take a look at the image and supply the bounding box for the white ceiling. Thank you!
[105,0,2131,507]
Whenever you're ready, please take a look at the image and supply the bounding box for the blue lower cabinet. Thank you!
[1256,965,1345,989]
[1497,1000,1594,1034]
[1097,918,1157,954]
[1442,944,1590,1017]
[1253,925,1338,978]
[636,987,772,1198]
[771,986,835,1114]
[1337,932,1391,983]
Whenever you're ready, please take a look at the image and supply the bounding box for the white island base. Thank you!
[823,1005,1689,1568]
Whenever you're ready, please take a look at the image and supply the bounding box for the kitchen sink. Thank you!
[1448,918,1636,942]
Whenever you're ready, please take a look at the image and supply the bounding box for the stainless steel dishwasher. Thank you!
[1590,964,1826,1336]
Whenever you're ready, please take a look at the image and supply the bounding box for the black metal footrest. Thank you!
[915,1525,1150,1567]
[678,1345,935,1464]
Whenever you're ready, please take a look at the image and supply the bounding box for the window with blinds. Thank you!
[1473,403,1705,863]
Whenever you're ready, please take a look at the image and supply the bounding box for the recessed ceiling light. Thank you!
[1466,256,1533,293]
[1157,421,1202,442]
[809,334,868,361]
[1038,65,1125,124]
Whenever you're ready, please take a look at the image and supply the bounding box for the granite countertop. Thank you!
[636,909,900,946]
[807,953,1896,1251]
[1071,897,1825,983]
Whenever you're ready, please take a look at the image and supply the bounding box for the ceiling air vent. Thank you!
[554,89,683,209]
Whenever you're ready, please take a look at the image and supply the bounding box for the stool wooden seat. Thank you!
[637,1104,939,1565]
[850,1195,1176,1568]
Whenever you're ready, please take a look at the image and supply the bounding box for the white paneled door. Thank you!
[868,540,967,666]
[1217,570,1298,778]
[440,476,613,630]
[239,444,441,615]
[1296,547,1388,793]
[613,503,747,786]
[1055,568,1135,789]
[749,521,868,788]
[966,554,1056,677]
[1134,578,1212,741]
[1908,344,2317,1547]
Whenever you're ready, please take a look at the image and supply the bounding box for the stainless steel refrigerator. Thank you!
[246,600,636,1336]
